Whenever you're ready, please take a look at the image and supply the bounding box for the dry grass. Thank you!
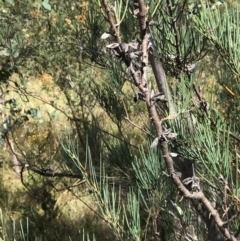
[0,71,117,240]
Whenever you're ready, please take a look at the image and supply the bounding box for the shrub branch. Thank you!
[101,0,239,240]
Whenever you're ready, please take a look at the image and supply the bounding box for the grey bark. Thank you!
[149,38,176,116]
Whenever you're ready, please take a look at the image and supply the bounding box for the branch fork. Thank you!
[101,0,238,240]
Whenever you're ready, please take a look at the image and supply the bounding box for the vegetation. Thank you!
[0,0,240,240]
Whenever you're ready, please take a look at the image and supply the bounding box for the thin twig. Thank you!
[122,99,152,136]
